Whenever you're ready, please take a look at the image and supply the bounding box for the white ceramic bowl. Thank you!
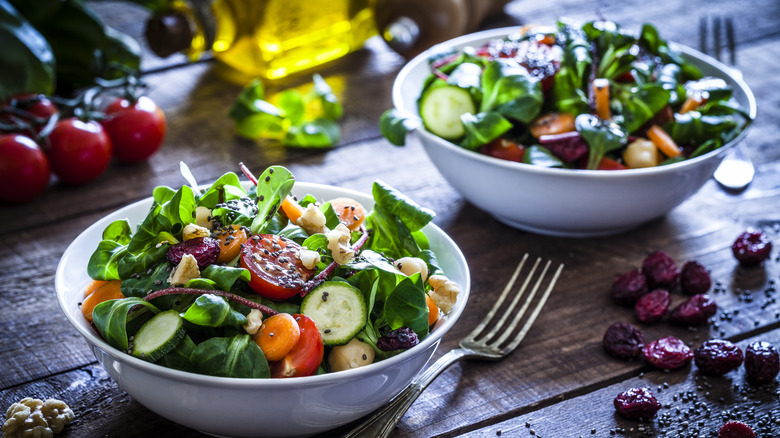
[393,27,757,237]
[56,182,470,438]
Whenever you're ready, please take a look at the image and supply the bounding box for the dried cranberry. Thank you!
[718,420,756,438]
[376,327,419,351]
[641,250,680,289]
[744,341,780,384]
[669,294,717,326]
[613,387,661,420]
[680,260,711,295]
[166,236,220,269]
[611,270,649,306]
[603,322,645,360]
[731,229,772,266]
[643,336,693,370]
[693,339,744,375]
[634,289,670,323]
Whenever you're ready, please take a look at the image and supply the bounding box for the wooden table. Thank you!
[2,0,780,436]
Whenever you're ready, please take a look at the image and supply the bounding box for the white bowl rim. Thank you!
[392,25,757,180]
[55,180,471,389]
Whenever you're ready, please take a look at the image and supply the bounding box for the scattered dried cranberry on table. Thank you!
[669,293,718,325]
[643,336,693,370]
[613,387,661,420]
[602,322,645,360]
[634,289,671,323]
[642,250,681,290]
[680,260,712,295]
[611,269,649,306]
[744,341,780,384]
[718,420,756,438]
[693,339,744,375]
[731,229,773,267]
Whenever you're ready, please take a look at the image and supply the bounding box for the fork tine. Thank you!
[503,261,563,352]
[713,16,722,61]
[487,257,547,347]
[726,17,736,65]
[699,16,707,54]
[463,253,530,343]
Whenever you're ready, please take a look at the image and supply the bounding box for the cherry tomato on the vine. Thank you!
[47,118,112,185]
[0,94,58,133]
[269,314,324,378]
[0,134,50,203]
[101,96,166,162]
[240,234,314,300]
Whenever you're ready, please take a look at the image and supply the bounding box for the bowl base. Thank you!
[492,214,644,238]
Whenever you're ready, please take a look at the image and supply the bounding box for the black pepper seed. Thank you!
[362,354,367,360]
[324,329,331,334]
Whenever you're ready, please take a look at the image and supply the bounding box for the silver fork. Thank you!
[701,16,755,191]
[343,254,564,438]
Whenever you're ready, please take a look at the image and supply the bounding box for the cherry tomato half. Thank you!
[269,314,324,378]
[240,234,314,300]
[48,118,112,185]
[480,138,526,162]
[0,134,50,203]
[102,96,166,162]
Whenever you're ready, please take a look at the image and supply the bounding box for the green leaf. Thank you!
[87,240,127,281]
[200,265,251,291]
[278,89,305,125]
[459,111,512,150]
[196,171,247,208]
[480,59,544,123]
[523,145,565,168]
[311,73,343,120]
[191,334,270,378]
[228,79,266,120]
[181,294,248,327]
[576,113,628,170]
[383,276,429,339]
[0,0,55,99]
[284,118,340,148]
[614,83,670,133]
[379,108,419,146]
[158,334,196,372]
[102,219,132,245]
[250,165,295,234]
[370,180,434,233]
[119,260,170,297]
[92,297,160,352]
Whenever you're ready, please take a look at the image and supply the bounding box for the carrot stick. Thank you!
[679,96,702,114]
[647,124,682,158]
[426,294,439,326]
[82,280,124,322]
[280,196,305,224]
[593,78,611,120]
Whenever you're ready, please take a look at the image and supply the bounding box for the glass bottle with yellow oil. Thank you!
[145,0,377,80]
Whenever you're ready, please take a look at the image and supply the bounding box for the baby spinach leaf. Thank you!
[102,219,132,245]
[576,114,628,170]
[158,334,196,372]
[191,334,269,378]
[117,242,169,280]
[277,89,305,125]
[0,0,55,99]
[523,145,565,168]
[613,83,670,133]
[552,65,589,115]
[182,294,248,327]
[383,275,429,339]
[665,111,740,146]
[197,172,247,209]
[200,265,250,291]
[250,165,295,234]
[460,111,513,150]
[152,186,176,205]
[284,118,340,148]
[87,240,127,281]
[312,73,343,120]
[480,59,543,123]
[119,261,170,298]
[370,180,434,233]
[92,297,160,352]
[379,108,420,146]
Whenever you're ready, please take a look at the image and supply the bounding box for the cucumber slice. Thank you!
[300,281,366,346]
[131,309,185,362]
[419,85,476,140]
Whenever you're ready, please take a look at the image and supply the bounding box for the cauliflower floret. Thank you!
[296,204,328,235]
[328,338,375,372]
[326,223,354,265]
[167,253,200,286]
[243,309,263,335]
[394,257,429,282]
[427,275,460,313]
[299,248,321,270]
[2,397,75,438]
[181,223,211,241]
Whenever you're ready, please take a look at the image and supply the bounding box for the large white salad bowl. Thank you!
[392,27,757,237]
[56,182,470,437]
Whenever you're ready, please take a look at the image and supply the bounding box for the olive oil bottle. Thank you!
[146,0,377,80]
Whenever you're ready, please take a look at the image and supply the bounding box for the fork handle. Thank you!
[343,348,471,438]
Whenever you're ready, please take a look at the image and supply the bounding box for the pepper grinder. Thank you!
[374,0,511,58]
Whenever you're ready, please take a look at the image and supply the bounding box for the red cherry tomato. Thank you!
[102,96,166,162]
[480,138,526,162]
[270,314,324,378]
[1,94,58,133]
[240,235,314,300]
[0,134,50,203]
[48,118,112,185]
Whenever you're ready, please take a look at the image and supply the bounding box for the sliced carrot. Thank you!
[214,224,249,264]
[81,280,124,322]
[529,113,576,139]
[253,313,301,361]
[678,96,702,114]
[426,294,439,326]
[328,197,367,232]
[593,78,611,120]
[84,279,110,298]
[280,196,305,224]
[647,124,682,158]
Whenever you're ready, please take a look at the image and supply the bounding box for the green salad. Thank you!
[381,19,752,170]
[82,164,459,378]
